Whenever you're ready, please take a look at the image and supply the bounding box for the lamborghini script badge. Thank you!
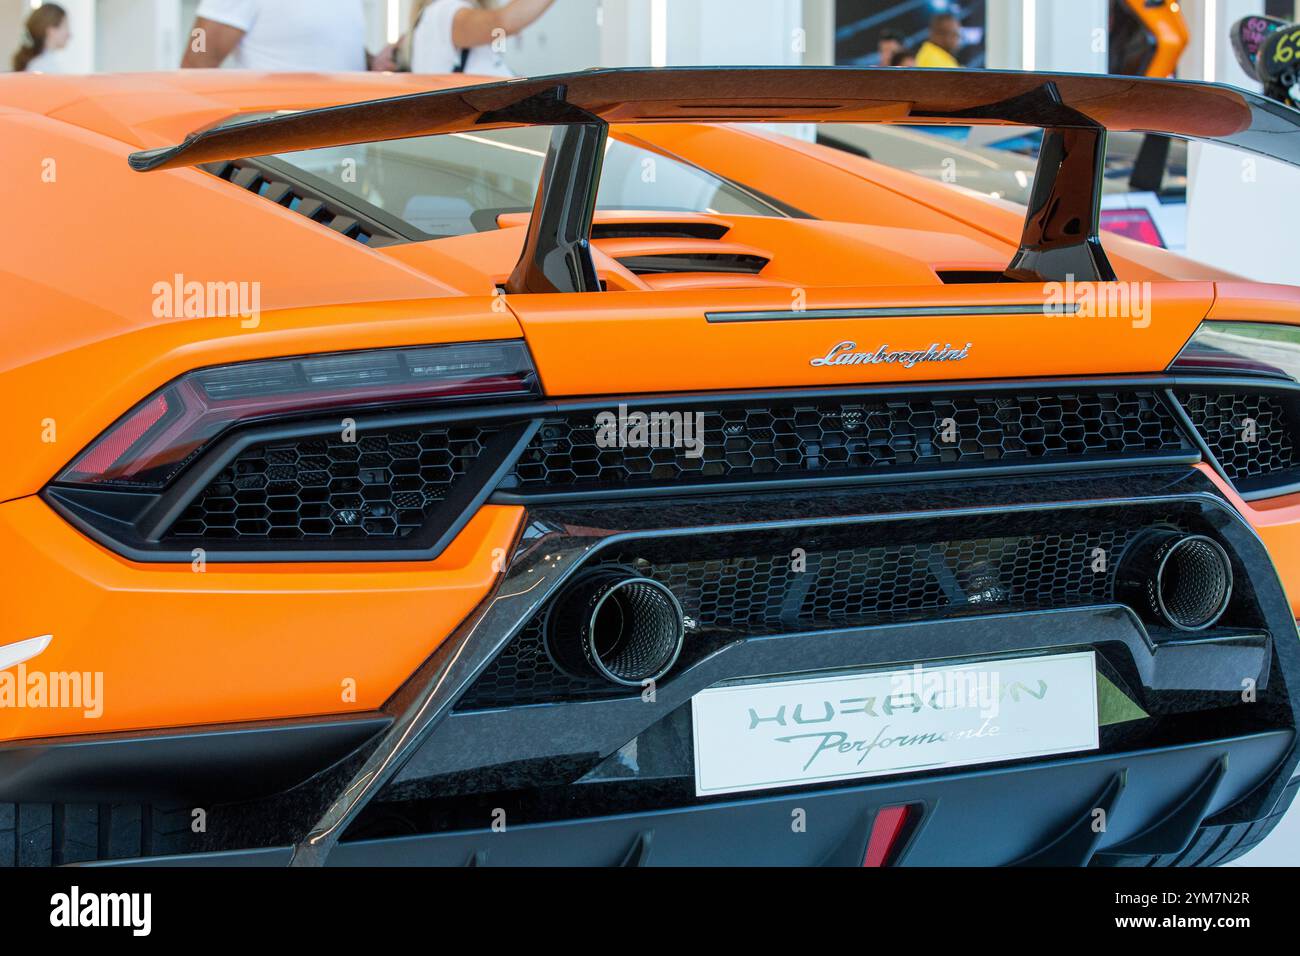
[810,341,972,369]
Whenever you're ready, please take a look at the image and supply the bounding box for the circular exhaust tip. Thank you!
[1119,532,1233,632]
[547,571,685,686]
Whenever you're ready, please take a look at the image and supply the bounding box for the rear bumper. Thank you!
[11,466,1300,866]
[337,733,1300,866]
[92,731,1295,866]
[312,468,1300,865]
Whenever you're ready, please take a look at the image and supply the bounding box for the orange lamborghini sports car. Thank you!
[2,66,1300,867]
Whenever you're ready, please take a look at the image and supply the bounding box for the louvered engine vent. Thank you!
[203,159,403,247]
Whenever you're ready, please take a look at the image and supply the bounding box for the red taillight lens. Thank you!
[863,804,915,867]
[58,341,539,489]
[1099,208,1165,247]
[71,393,170,476]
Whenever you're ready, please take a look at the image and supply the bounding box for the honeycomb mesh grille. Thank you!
[1178,391,1299,484]
[167,425,497,541]
[509,391,1186,491]
[457,524,1150,710]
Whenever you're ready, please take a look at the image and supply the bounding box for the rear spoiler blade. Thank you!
[129,67,1300,289]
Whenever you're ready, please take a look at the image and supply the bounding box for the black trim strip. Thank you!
[1165,386,1233,487]
[490,450,1200,504]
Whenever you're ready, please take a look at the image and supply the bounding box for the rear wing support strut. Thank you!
[505,87,1119,292]
[505,120,609,294]
[1005,126,1117,283]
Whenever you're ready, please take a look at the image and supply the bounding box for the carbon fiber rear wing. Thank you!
[129,66,1300,289]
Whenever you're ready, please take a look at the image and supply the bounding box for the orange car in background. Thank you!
[1110,0,1190,78]
[1,67,1299,866]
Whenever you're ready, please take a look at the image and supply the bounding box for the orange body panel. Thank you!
[514,283,1214,396]
[1207,282,1300,325]
[0,498,522,741]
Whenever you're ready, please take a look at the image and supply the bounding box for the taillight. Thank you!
[1170,321,1300,381]
[57,341,539,490]
[1099,208,1165,247]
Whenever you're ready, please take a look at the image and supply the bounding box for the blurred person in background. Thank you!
[12,3,69,73]
[876,28,904,66]
[406,0,555,76]
[889,47,918,68]
[181,0,397,71]
[915,12,962,68]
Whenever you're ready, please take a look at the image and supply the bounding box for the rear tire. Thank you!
[0,802,198,866]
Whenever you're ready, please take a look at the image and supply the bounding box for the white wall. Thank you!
[0,0,27,70]
[664,0,804,65]
[1179,0,1299,281]
[599,0,652,66]
[801,0,834,66]
[596,0,806,68]
[1180,0,1261,85]
[504,0,600,75]
[987,0,1108,72]
[95,0,181,72]
[56,0,95,72]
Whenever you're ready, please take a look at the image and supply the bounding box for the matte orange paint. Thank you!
[0,499,523,741]
[512,282,1216,396]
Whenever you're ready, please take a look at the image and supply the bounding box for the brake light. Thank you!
[1099,208,1165,247]
[57,341,539,489]
[863,804,915,867]
[72,393,170,476]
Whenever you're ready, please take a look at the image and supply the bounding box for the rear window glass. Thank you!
[270,125,784,238]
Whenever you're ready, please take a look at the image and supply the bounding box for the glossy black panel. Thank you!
[505,120,607,295]
[0,714,388,804]
[1005,127,1116,282]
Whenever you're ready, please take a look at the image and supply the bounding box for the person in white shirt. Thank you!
[12,3,70,74]
[407,0,555,76]
[181,0,397,72]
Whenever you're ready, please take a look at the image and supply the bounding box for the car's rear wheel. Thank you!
[0,802,197,866]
